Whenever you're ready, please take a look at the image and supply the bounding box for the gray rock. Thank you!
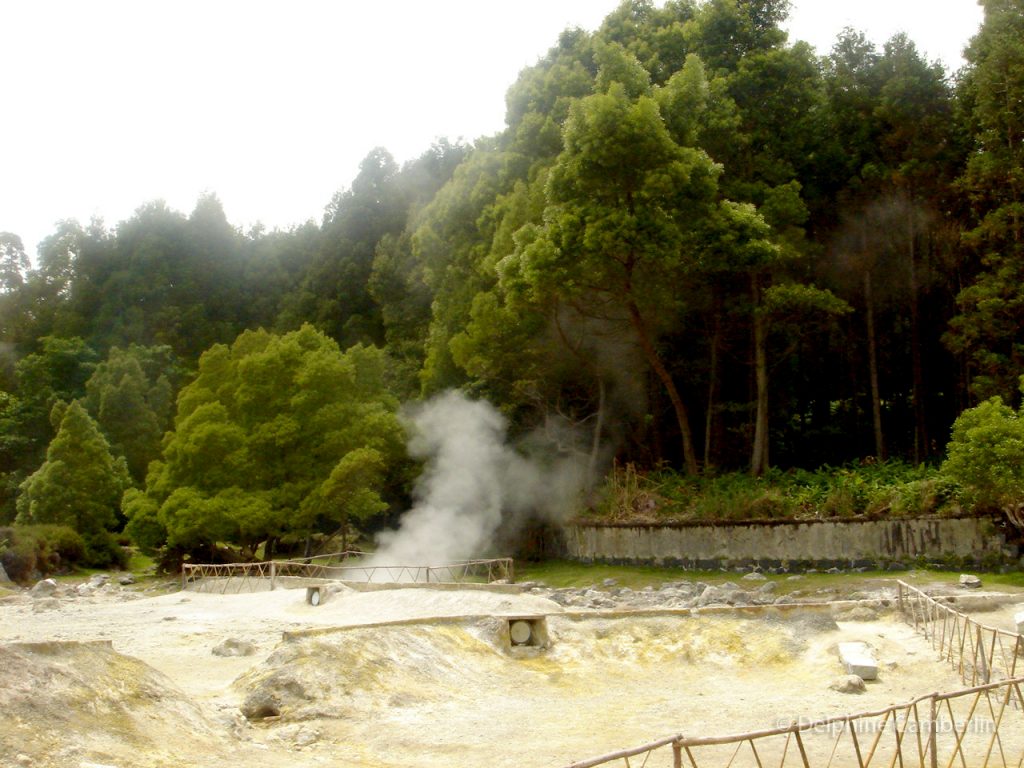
[118,574,135,586]
[602,578,618,587]
[834,605,879,622]
[32,597,60,612]
[31,578,58,597]
[212,638,256,657]
[959,574,982,589]
[240,690,281,720]
[89,573,110,588]
[829,674,866,694]
[742,571,767,581]
[758,581,778,594]
[0,561,10,583]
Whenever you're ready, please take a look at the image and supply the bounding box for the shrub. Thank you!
[0,524,87,583]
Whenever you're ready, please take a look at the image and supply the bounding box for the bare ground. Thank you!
[0,579,1021,768]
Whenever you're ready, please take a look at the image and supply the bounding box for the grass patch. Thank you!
[514,560,1024,596]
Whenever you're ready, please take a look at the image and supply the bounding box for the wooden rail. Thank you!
[181,556,514,593]
[564,677,1024,768]
[563,580,1024,768]
[896,580,1024,687]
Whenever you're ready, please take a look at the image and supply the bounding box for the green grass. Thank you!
[514,560,1024,596]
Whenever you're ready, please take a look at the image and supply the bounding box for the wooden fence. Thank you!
[565,678,1024,768]
[181,554,514,594]
[896,580,1024,687]
[563,581,1024,768]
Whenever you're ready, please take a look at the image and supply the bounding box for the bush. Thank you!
[0,524,87,583]
[589,460,952,523]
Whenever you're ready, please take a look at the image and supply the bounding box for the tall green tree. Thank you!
[16,401,130,565]
[124,325,404,559]
[83,345,180,484]
[511,80,721,474]
[946,0,1024,403]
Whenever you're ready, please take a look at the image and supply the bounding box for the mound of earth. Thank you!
[0,640,225,767]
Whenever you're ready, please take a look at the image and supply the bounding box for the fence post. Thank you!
[269,561,276,591]
[672,739,682,768]
[928,693,938,768]
[181,565,186,592]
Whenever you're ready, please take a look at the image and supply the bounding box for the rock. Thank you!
[241,690,281,720]
[601,578,618,587]
[30,578,58,597]
[829,674,867,694]
[89,574,110,588]
[696,584,745,607]
[14,753,31,766]
[212,638,256,657]
[838,642,878,680]
[742,571,767,581]
[959,574,982,589]
[1014,609,1024,635]
[834,605,879,622]
[758,581,777,594]
[32,597,60,612]
[118,574,135,586]
[75,583,95,597]
[0,561,11,584]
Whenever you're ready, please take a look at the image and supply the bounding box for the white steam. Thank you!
[368,390,586,566]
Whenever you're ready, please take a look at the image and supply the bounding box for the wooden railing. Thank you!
[181,555,514,593]
[897,580,1024,686]
[564,676,1024,768]
[563,580,1024,768]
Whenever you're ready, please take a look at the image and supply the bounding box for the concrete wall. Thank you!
[563,517,1019,571]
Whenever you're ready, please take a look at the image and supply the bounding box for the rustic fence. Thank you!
[181,555,514,594]
[565,677,1024,768]
[564,581,1024,768]
[896,580,1024,687]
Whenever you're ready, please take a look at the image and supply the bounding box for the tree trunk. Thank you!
[909,211,928,462]
[626,299,699,475]
[587,378,606,491]
[704,298,722,470]
[862,224,886,461]
[864,268,886,461]
[750,275,770,477]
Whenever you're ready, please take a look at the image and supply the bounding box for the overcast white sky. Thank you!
[0,1,984,257]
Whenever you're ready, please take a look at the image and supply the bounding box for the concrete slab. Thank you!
[838,641,878,680]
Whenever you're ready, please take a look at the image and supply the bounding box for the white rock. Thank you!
[838,641,878,680]
[829,674,866,694]
[1014,609,1024,636]
[959,574,982,589]
[30,578,58,597]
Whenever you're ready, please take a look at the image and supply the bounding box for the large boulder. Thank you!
[0,561,10,583]
[30,578,58,597]
[212,638,256,657]
[829,674,867,694]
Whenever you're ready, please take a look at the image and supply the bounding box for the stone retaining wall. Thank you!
[562,516,1020,571]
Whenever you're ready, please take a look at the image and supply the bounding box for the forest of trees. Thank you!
[1,0,1022,567]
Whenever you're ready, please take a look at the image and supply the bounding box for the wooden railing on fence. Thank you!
[564,677,1024,768]
[181,555,514,594]
[897,580,1024,687]
[563,580,1024,768]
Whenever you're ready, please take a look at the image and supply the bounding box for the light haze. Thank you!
[1,1,983,256]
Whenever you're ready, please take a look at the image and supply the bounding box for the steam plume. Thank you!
[369,390,585,566]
